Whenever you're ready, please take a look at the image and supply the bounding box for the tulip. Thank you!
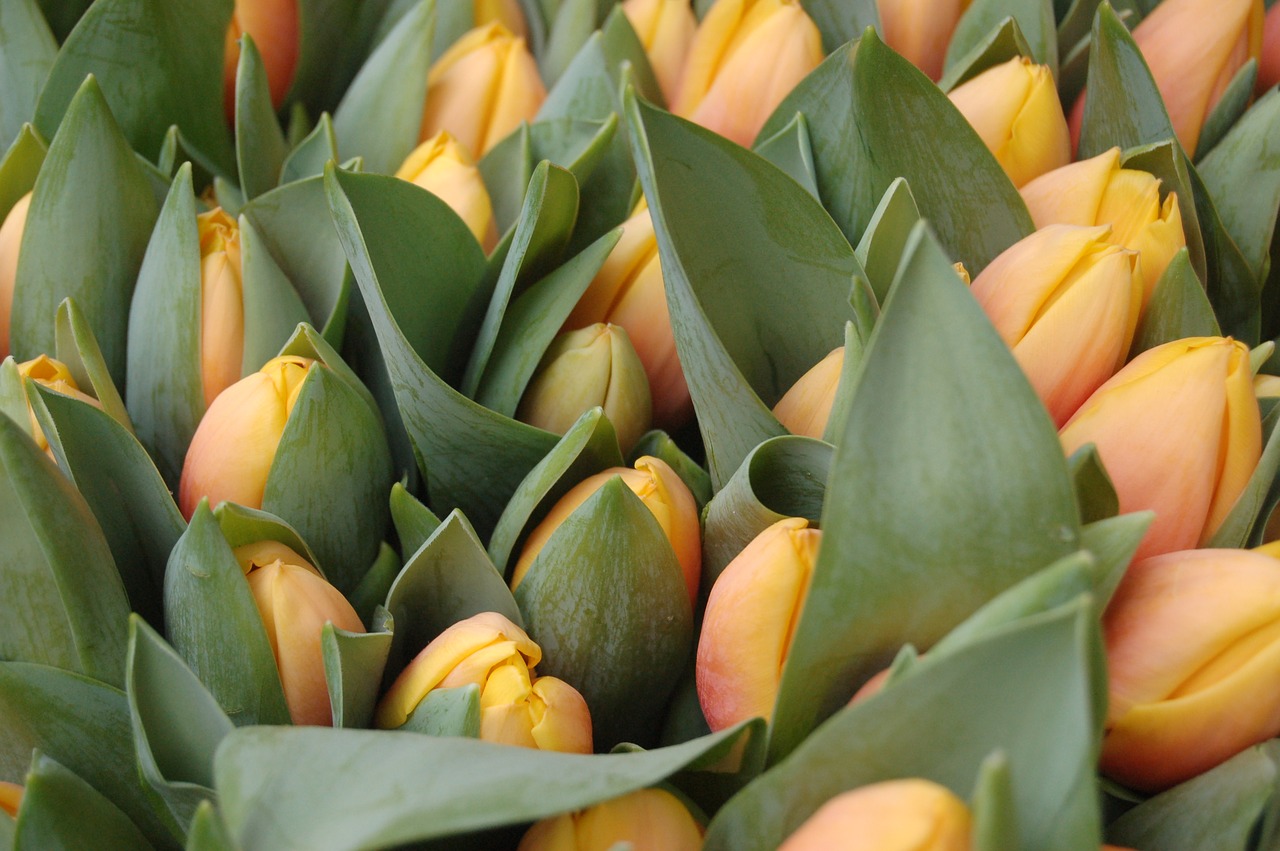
[395,132,497,250]
[223,0,299,110]
[564,207,691,429]
[234,540,365,726]
[948,57,1071,188]
[1060,337,1261,561]
[375,611,593,753]
[778,779,971,851]
[0,192,32,361]
[197,208,245,408]
[178,354,312,519]
[772,347,844,439]
[1261,3,1280,93]
[517,787,704,851]
[697,517,821,730]
[15,355,103,455]
[877,0,973,81]
[1020,148,1186,305]
[0,781,21,818]
[970,225,1143,426]
[673,0,824,147]
[517,323,653,454]
[622,0,697,105]
[420,22,546,158]
[1100,547,1280,791]
[511,455,701,603]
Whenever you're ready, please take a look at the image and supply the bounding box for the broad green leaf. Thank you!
[235,35,289,201]
[13,76,161,386]
[937,16,1037,93]
[768,223,1080,762]
[478,124,534,235]
[1079,511,1152,607]
[1129,248,1219,356]
[1208,403,1280,549]
[14,752,155,850]
[540,0,599,88]
[389,483,442,558]
[752,114,821,200]
[972,752,1018,851]
[854,177,920,304]
[33,0,235,176]
[759,29,1033,274]
[290,0,394,113]
[427,0,475,57]
[400,684,481,737]
[0,125,46,217]
[1188,160,1262,343]
[538,8,662,121]
[945,0,1057,75]
[36,0,93,40]
[322,623,392,729]
[0,0,57,152]
[213,502,323,572]
[1195,59,1257,161]
[803,0,878,53]
[239,216,312,375]
[348,544,401,627]
[1067,443,1119,525]
[51,299,130,432]
[280,113,339,185]
[626,95,860,488]
[214,722,757,849]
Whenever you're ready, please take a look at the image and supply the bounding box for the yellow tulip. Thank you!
[0,781,21,818]
[234,540,365,726]
[0,192,32,361]
[696,517,821,731]
[15,355,103,455]
[197,208,245,408]
[1060,337,1261,561]
[375,611,593,753]
[948,57,1071,188]
[517,787,704,851]
[223,0,299,109]
[1020,149,1186,306]
[420,22,546,158]
[622,0,697,105]
[395,131,497,250]
[876,0,973,81]
[673,0,824,147]
[778,779,971,851]
[772,347,844,439]
[970,225,1143,426]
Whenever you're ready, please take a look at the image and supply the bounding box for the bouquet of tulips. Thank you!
[2,0,1280,847]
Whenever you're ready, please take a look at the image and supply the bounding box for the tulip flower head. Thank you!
[772,346,844,439]
[948,57,1071,188]
[1101,547,1280,791]
[877,0,973,81]
[1060,337,1261,560]
[0,782,21,818]
[375,611,593,753]
[673,0,824,147]
[778,779,972,851]
[223,0,300,109]
[622,0,697,105]
[197,208,245,407]
[511,456,702,603]
[395,132,497,250]
[697,517,821,730]
[234,540,365,726]
[15,355,103,455]
[517,787,704,851]
[1261,2,1280,93]
[0,192,32,361]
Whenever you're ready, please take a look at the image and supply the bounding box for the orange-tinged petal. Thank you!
[0,192,32,361]
[876,0,972,81]
[1205,340,1262,541]
[197,208,245,407]
[1260,2,1280,92]
[395,132,496,249]
[0,781,21,818]
[518,788,704,851]
[772,347,844,439]
[528,675,594,754]
[623,0,696,104]
[1020,148,1120,229]
[224,0,299,109]
[778,779,971,851]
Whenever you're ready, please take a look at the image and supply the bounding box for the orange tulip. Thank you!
[15,355,103,455]
[0,192,32,361]
[772,347,844,439]
[622,0,697,105]
[197,208,245,407]
[0,781,21,818]
[517,787,704,851]
[778,779,971,851]
[395,132,497,250]
[1260,2,1280,93]
[876,0,973,81]
[223,0,299,110]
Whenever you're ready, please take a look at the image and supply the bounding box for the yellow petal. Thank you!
[1019,147,1120,230]
[0,192,32,361]
[778,779,971,851]
[772,347,845,439]
[528,675,594,754]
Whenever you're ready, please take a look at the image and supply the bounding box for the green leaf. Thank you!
[540,0,599,89]
[290,0,393,113]
[212,502,323,571]
[1188,159,1262,343]
[801,0,878,54]
[213,723,757,849]
[13,76,161,386]
[972,751,1018,851]
[389,483,442,558]
[1195,59,1257,161]
[1129,248,1220,356]
[332,0,435,176]
[0,0,57,153]
[752,114,821,200]
[539,8,662,121]
[50,299,130,432]
[759,29,1033,274]
[400,684,480,737]
[937,16,1036,93]
[1079,511,1152,607]
[945,0,1057,76]
[185,801,236,851]
[0,124,46,217]
[768,223,1080,762]
[854,177,921,305]
[238,217,312,375]
[14,752,155,850]
[235,35,289,201]
[0,414,130,686]
[1067,443,1119,525]
[322,622,392,729]
[33,0,235,176]
[280,113,339,185]
[626,95,860,488]
[478,125,534,236]
[348,543,401,627]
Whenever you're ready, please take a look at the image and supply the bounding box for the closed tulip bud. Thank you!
[948,57,1071,188]
[197,208,245,407]
[0,781,21,818]
[15,355,103,455]
[1060,337,1261,561]
[234,540,365,726]
[178,354,312,519]
[0,192,32,361]
[517,323,653,454]
[877,0,973,81]
[223,0,299,109]
[971,225,1143,426]
[772,347,844,439]
[420,22,546,158]
[673,0,824,147]
[511,455,701,604]
[565,207,690,429]
[1261,3,1280,93]
[517,787,704,851]
[1020,149,1185,305]
[395,132,497,250]
[778,779,971,851]
[375,611,593,753]
[697,517,821,731]
[1101,547,1280,791]
[622,0,697,105]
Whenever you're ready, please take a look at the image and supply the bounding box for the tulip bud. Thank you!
[970,225,1143,426]
[0,781,21,818]
[673,0,824,147]
[1020,149,1185,305]
[420,22,546,158]
[15,354,103,455]
[197,208,246,407]
[395,132,497,250]
[0,192,32,361]
[948,57,1071,188]
[178,354,312,519]
[772,347,844,439]
[517,787,704,851]
[517,323,653,454]
[1260,3,1280,93]
[876,0,973,81]
[223,0,300,109]
[564,207,691,429]
[511,456,701,603]
[622,0,697,105]
[1101,547,1280,791]
[375,611,593,753]
[777,779,972,851]
[234,540,365,726]
[697,517,821,731]
[1060,337,1261,561]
